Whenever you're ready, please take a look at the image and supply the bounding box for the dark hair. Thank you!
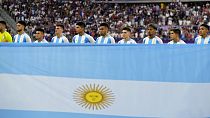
[35,28,45,33]
[100,23,109,29]
[76,22,86,28]
[169,28,181,37]
[200,24,209,30]
[0,21,6,26]
[17,21,26,27]
[56,24,64,30]
[122,27,131,32]
[148,24,158,30]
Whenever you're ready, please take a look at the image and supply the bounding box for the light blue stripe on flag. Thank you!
[0,109,140,118]
[0,44,210,83]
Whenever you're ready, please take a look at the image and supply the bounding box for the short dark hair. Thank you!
[148,24,158,30]
[35,28,45,34]
[76,22,86,28]
[56,24,64,30]
[100,23,109,29]
[122,27,131,32]
[200,24,209,30]
[17,21,26,27]
[0,21,6,26]
[170,28,181,37]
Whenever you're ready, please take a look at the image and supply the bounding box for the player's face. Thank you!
[147,27,156,36]
[75,25,83,34]
[199,26,208,36]
[121,30,130,39]
[35,31,44,40]
[55,26,63,35]
[16,23,24,32]
[99,26,108,36]
[169,31,176,40]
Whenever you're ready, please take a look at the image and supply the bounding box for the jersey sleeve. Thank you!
[13,35,17,43]
[111,37,115,44]
[88,35,95,44]
[26,35,32,42]
[63,37,69,43]
[6,32,12,42]
[194,37,198,44]
[157,37,163,44]
[72,36,75,43]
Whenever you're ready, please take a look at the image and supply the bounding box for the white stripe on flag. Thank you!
[0,73,210,117]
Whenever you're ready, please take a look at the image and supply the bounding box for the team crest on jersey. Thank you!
[73,84,115,110]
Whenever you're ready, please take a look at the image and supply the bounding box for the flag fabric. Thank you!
[0,43,210,118]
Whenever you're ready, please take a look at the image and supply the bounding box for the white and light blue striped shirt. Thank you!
[51,35,69,43]
[96,35,115,44]
[118,38,137,44]
[14,33,32,43]
[72,33,95,44]
[168,40,186,44]
[34,39,48,43]
[143,36,163,44]
[194,35,210,44]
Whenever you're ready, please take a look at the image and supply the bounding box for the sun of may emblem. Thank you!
[73,84,115,110]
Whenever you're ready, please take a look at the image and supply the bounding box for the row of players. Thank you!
[0,21,210,44]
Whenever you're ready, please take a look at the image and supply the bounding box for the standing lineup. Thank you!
[0,20,209,44]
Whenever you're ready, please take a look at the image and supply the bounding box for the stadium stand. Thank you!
[1,0,210,43]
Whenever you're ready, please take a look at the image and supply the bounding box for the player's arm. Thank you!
[6,32,13,42]
[88,36,95,44]
[72,36,75,43]
[157,37,163,44]
[111,37,115,44]
[133,39,137,44]
[64,37,69,43]
[26,35,32,42]
[194,37,198,44]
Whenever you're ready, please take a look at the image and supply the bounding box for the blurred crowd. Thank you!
[1,0,210,43]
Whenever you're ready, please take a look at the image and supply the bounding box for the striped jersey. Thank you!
[96,35,115,44]
[72,33,95,44]
[168,40,186,44]
[118,38,137,44]
[51,35,69,43]
[34,39,48,43]
[14,33,32,43]
[143,36,163,44]
[194,35,210,44]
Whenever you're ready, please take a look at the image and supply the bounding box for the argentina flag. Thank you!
[0,43,210,118]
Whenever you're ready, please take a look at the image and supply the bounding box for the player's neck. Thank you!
[38,38,43,42]
[173,38,180,43]
[102,34,108,38]
[201,34,207,39]
[0,29,5,33]
[124,37,130,41]
[148,35,155,39]
[18,30,24,35]
[79,32,85,36]
[57,34,62,38]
